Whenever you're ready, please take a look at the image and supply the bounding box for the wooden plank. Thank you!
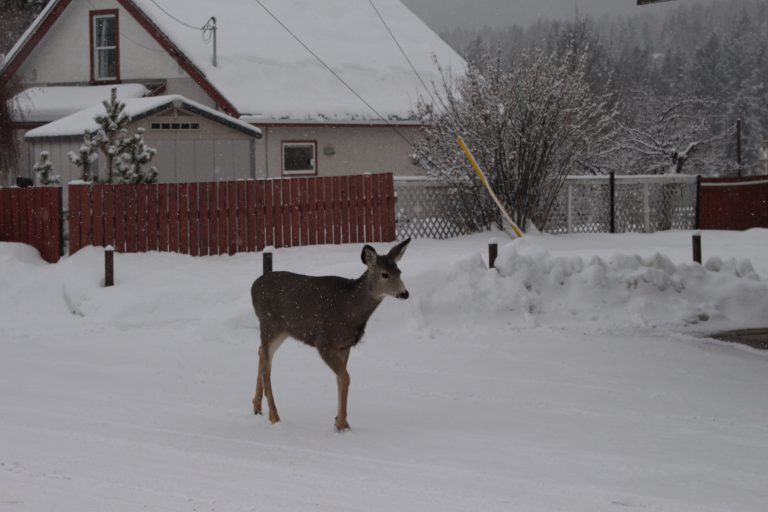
[333,176,342,244]
[49,188,63,263]
[40,190,51,262]
[91,185,104,247]
[198,183,210,256]
[364,174,374,242]
[146,184,158,252]
[291,178,301,247]
[347,176,358,244]
[282,178,292,247]
[383,173,395,241]
[11,189,22,244]
[321,177,333,245]
[339,175,349,244]
[32,189,43,253]
[114,185,127,253]
[307,177,317,245]
[218,181,228,254]
[168,184,180,253]
[272,180,283,248]
[24,189,34,247]
[189,183,200,256]
[103,186,115,250]
[0,190,7,241]
[264,180,274,248]
[125,185,138,253]
[246,181,257,252]
[356,175,367,244]
[208,182,220,256]
[157,184,169,253]
[137,184,149,253]
[372,174,382,242]
[228,181,238,255]
[178,183,190,254]
[237,181,248,253]
[255,180,266,251]
[80,185,93,250]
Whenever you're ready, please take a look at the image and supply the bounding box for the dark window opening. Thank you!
[92,13,118,81]
[282,142,316,174]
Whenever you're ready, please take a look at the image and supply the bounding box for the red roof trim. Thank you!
[0,0,73,87]
[116,0,239,117]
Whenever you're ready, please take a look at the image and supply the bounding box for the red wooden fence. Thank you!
[700,175,768,230]
[0,187,63,263]
[68,174,396,255]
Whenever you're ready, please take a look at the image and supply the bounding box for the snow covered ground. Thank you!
[1,229,767,511]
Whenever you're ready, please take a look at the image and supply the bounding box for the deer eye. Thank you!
[381,272,390,279]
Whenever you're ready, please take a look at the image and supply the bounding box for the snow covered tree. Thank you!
[33,150,59,186]
[93,87,130,184]
[66,130,99,182]
[414,47,617,232]
[114,127,158,184]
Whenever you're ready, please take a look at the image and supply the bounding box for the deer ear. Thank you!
[361,245,378,266]
[388,238,411,263]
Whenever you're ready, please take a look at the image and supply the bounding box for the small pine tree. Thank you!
[67,130,100,182]
[93,87,130,183]
[33,151,60,186]
[114,127,158,184]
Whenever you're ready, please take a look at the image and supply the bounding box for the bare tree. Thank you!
[414,47,617,232]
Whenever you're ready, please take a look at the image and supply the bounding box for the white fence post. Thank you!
[567,183,573,234]
[643,182,651,233]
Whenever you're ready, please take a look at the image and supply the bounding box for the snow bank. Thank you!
[417,237,768,331]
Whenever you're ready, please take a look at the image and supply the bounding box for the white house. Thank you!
[1,0,464,185]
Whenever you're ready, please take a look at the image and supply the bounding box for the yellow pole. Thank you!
[457,136,524,238]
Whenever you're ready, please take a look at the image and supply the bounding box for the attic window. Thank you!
[282,142,317,175]
[91,10,120,82]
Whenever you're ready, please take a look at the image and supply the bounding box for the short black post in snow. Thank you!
[609,171,616,234]
[692,231,702,264]
[263,251,273,274]
[105,245,114,287]
[488,239,498,269]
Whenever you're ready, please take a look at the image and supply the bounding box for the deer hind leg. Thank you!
[320,347,351,432]
[255,332,287,424]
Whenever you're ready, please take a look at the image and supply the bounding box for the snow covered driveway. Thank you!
[1,230,767,511]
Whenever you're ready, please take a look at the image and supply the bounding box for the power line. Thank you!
[147,0,203,30]
[249,0,416,147]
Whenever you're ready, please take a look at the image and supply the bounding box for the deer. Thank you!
[250,238,411,431]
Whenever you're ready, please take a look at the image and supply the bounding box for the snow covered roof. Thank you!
[129,0,464,121]
[24,94,262,139]
[10,84,150,123]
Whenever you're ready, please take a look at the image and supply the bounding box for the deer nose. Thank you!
[397,290,410,300]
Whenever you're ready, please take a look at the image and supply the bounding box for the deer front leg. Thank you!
[321,347,351,431]
[253,345,266,415]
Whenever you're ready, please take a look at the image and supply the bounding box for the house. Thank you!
[1,0,464,185]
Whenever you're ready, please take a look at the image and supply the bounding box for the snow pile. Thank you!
[418,237,767,330]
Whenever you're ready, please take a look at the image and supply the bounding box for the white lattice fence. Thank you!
[546,175,697,234]
[394,178,472,239]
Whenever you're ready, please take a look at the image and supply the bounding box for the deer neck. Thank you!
[348,271,384,321]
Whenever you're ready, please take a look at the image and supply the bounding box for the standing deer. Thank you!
[250,239,411,431]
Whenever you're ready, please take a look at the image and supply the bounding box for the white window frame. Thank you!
[282,141,317,175]
[92,14,118,81]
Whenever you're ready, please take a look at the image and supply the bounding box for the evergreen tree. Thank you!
[93,87,130,184]
[114,127,158,184]
[33,150,59,186]
[66,130,99,182]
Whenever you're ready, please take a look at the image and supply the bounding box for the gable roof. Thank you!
[24,94,263,139]
[2,0,464,123]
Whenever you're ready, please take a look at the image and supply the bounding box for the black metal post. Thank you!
[609,171,616,234]
[105,246,114,287]
[489,242,498,269]
[263,251,273,274]
[692,232,702,264]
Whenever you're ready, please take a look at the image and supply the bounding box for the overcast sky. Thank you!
[401,0,716,30]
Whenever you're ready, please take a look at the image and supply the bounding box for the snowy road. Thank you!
[1,231,767,511]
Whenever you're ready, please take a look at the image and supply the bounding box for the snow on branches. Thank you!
[33,150,59,186]
[67,130,99,182]
[414,47,617,232]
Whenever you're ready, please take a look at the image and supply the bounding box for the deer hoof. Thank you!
[334,418,351,432]
[269,413,281,424]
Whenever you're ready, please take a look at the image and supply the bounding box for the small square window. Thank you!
[282,142,316,175]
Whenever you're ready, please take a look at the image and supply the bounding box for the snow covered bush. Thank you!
[67,130,99,182]
[114,127,158,184]
[33,150,59,186]
[414,47,617,232]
